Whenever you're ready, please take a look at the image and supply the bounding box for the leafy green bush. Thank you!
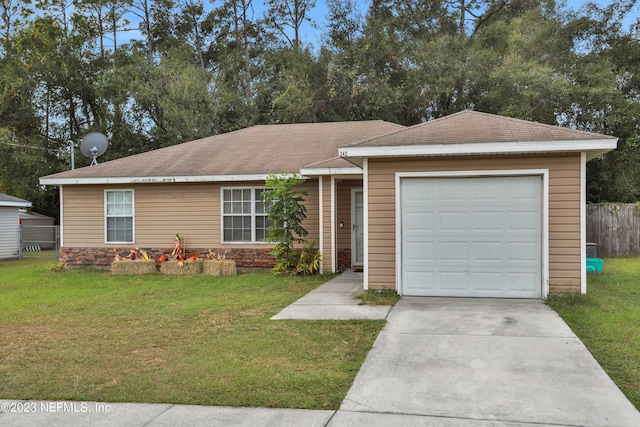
[263,173,322,275]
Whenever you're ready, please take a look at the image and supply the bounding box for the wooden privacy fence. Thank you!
[586,204,640,257]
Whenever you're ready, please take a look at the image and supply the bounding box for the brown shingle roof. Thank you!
[42,121,403,181]
[347,110,616,148]
[302,156,357,170]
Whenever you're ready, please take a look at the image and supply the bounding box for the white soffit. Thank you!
[299,166,363,176]
[338,139,618,160]
[38,174,304,186]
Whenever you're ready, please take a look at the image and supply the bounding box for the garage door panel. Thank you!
[403,181,434,201]
[472,242,503,261]
[438,242,468,261]
[439,212,468,230]
[507,179,540,199]
[471,180,503,200]
[405,211,434,231]
[405,242,434,262]
[506,272,540,296]
[472,211,502,231]
[507,211,540,231]
[507,242,539,262]
[404,270,435,294]
[473,272,504,292]
[401,176,542,298]
[437,184,467,201]
[437,271,468,291]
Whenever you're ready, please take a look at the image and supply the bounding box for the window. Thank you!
[222,188,273,243]
[105,190,134,243]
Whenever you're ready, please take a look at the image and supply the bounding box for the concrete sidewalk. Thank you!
[0,401,335,427]
[271,270,392,320]
[2,274,639,426]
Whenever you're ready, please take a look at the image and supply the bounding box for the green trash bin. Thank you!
[586,258,603,273]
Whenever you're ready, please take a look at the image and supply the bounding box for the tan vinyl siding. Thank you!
[367,154,582,294]
[320,176,333,272]
[299,180,320,246]
[63,186,105,247]
[62,180,320,250]
[137,184,217,247]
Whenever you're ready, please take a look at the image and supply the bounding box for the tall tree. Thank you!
[469,6,573,123]
[0,0,32,52]
[128,49,217,146]
[174,0,212,69]
[128,0,176,64]
[264,0,315,52]
[76,0,132,57]
[208,0,267,128]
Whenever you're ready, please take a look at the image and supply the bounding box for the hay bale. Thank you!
[203,260,237,276]
[159,259,203,275]
[111,259,157,275]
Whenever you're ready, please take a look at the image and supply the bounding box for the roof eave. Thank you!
[0,201,32,208]
[338,139,618,160]
[299,166,363,176]
[39,173,302,186]
[585,149,616,161]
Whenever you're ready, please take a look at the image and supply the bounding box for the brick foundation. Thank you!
[60,247,275,269]
[337,248,351,270]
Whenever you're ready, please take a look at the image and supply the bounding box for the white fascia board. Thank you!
[330,176,336,274]
[318,177,324,274]
[59,186,64,248]
[299,167,363,176]
[362,158,369,291]
[39,174,303,186]
[580,153,587,294]
[0,201,32,208]
[339,139,618,158]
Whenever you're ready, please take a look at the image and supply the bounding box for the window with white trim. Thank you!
[105,190,134,243]
[222,188,273,242]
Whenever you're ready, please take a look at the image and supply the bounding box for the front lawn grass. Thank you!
[355,289,400,306]
[0,259,384,409]
[547,257,640,410]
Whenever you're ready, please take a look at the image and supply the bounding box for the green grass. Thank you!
[547,258,640,410]
[354,289,401,306]
[0,259,384,409]
[18,249,58,260]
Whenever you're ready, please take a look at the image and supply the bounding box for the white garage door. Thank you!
[401,176,542,298]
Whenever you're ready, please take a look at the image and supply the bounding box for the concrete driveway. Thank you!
[337,297,640,426]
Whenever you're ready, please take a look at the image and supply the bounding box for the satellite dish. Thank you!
[80,132,109,166]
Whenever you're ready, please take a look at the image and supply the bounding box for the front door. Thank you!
[351,188,364,266]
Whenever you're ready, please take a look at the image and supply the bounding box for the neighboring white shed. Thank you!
[0,193,32,260]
